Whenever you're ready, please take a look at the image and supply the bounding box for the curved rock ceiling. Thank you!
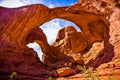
[0,3,109,64]
[2,1,120,79]
[0,4,108,46]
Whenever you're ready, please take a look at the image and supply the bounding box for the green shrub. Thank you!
[80,65,88,73]
[48,76,53,80]
[10,72,17,80]
[79,66,100,80]
[108,74,114,80]
[96,72,100,80]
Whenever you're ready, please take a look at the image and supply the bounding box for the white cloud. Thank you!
[48,4,55,8]
[0,0,26,8]
[20,0,55,8]
[27,19,63,60]
[41,19,62,44]
[20,0,43,4]
[27,20,62,60]
[64,21,81,32]
[27,42,43,60]
[40,19,81,45]
[0,0,56,8]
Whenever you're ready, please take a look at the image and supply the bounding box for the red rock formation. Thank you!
[0,0,120,79]
[57,0,120,79]
[52,6,109,54]
[52,26,88,54]
[75,0,120,66]
[0,48,49,79]
[0,4,55,79]
[0,4,56,47]
[25,27,50,53]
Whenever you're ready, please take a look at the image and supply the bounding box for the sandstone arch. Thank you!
[0,3,110,79]
[0,4,108,49]
[0,4,109,64]
[0,4,55,47]
[51,6,109,54]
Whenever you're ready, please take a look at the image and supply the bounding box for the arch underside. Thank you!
[0,4,109,65]
[25,5,109,64]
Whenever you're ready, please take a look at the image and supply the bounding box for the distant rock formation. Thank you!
[52,26,88,54]
[0,0,120,79]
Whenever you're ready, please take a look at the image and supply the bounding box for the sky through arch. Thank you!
[0,0,79,60]
[41,18,80,45]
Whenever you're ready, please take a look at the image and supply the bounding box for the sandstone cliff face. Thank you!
[0,0,120,79]
[0,4,55,79]
[0,4,53,47]
[52,26,88,54]
[57,0,120,80]
[75,0,120,67]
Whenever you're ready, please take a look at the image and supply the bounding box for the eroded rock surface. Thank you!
[57,0,120,80]
[52,26,88,54]
[0,0,120,79]
[0,4,55,79]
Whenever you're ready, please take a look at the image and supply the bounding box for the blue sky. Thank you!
[0,0,79,60]
[21,0,78,8]
[0,0,78,8]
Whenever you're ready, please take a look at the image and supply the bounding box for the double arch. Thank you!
[0,4,109,63]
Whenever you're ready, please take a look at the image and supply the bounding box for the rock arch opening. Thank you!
[0,1,117,79]
[27,42,43,60]
[27,18,80,60]
[25,8,109,64]
[40,18,81,45]
[0,3,109,66]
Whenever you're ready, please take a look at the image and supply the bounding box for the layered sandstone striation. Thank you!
[0,0,120,79]
[57,0,120,80]
[0,4,55,79]
[52,26,88,54]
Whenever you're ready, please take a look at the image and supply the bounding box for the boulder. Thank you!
[52,67,76,77]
